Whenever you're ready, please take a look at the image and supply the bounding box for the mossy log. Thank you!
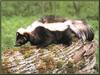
[2,40,98,74]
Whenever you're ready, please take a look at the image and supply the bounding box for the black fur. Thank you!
[15,32,29,46]
[29,26,72,48]
[15,26,72,48]
[86,28,94,41]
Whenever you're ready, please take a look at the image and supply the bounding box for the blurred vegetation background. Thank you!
[1,1,99,66]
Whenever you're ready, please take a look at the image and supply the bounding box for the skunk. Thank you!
[15,22,72,48]
[15,17,94,48]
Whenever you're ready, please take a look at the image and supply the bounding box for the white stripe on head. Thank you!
[17,28,26,35]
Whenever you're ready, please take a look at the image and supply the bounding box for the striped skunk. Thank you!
[15,16,94,48]
[15,22,73,48]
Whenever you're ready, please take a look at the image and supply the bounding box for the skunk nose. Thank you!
[14,44,19,47]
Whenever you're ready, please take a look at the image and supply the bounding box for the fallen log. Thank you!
[1,40,98,74]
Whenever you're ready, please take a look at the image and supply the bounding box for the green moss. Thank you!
[56,60,64,68]
[66,61,76,74]
[78,59,86,69]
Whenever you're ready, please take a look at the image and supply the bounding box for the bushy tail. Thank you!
[66,20,94,41]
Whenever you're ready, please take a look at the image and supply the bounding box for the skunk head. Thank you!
[15,28,29,46]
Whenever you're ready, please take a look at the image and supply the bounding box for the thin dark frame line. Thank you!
[1,0,99,1]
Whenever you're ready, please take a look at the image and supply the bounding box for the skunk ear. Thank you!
[16,32,20,36]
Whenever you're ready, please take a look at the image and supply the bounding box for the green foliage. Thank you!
[1,1,98,18]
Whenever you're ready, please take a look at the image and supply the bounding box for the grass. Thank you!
[1,16,99,66]
[1,16,39,50]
